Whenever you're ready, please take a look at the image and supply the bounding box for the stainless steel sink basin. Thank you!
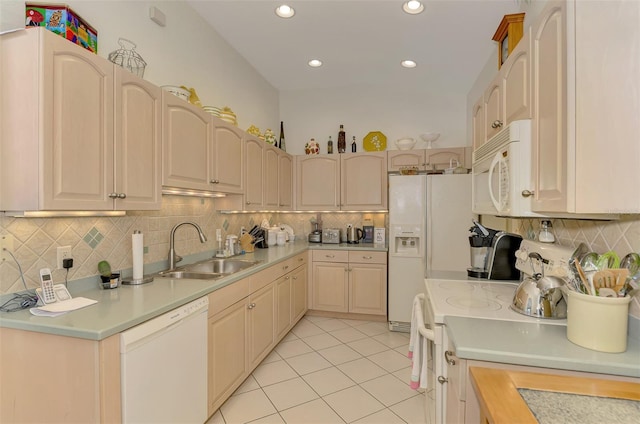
[185,258,261,274]
[156,258,261,280]
[156,270,225,280]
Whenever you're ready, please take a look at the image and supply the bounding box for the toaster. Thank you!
[321,228,340,244]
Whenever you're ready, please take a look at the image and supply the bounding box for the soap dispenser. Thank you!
[538,220,555,243]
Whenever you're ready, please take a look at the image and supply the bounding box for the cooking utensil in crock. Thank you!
[511,275,567,319]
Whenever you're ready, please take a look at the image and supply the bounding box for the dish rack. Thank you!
[108,38,147,78]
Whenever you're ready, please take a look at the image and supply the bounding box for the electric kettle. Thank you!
[346,226,364,244]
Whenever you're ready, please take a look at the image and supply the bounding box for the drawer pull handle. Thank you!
[326,255,335,258]
[283,265,289,270]
[521,190,535,198]
[362,256,373,260]
[444,350,456,365]
[298,257,304,261]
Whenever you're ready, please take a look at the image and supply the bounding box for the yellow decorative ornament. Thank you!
[180,86,202,107]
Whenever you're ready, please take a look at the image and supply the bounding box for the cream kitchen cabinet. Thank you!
[162,92,213,192]
[473,29,531,150]
[0,328,121,423]
[296,153,387,211]
[243,136,265,210]
[388,148,471,173]
[211,118,244,194]
[248,281,276,368]
[278,152,294,209]
[0,28,161,213]
[264,144,280,209]
[311,249,387,316]
[529,0,640,214]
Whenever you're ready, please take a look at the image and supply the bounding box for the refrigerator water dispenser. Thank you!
[395,236,420,255]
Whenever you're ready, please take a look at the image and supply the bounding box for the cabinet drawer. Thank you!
[348,251,387,264]
[208,278,251,317]
[312,250,349,263]
[290,251,308,269]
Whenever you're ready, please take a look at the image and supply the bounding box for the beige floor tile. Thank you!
[337,358,388,384]
[360,374,419,407]
[252,360,298,387]
[279,399,345,424]
[347,338,390,356]
[317,344,362,365]
[394,345,409,355]
[233,375,261,395]
[367,349,412,373]
[206,409,225,424]
[373,331,411,349]
[352,408,406,424]
[340,318,372,327]
[389,394,427,424]
[302,332,342,350]
[262,350,284,364]
[263,377,319,411]
[275,339,314,359]
[220,389,277,424]
[391,366,427,393]
[313,318,351,332]
[323,386,385,423]
[285,351,333,375]
[330,326,368,343]
[291,320,325,338]
[248,413,285,423]
[302,315,332,324]
[281,331,299,342]
[353,322,389,337]
[302,366,356,396]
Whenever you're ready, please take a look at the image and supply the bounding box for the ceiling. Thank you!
[188,0,521,93]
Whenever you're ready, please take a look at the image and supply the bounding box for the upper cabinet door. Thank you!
[531,1,568,212]
[484,76,503,141]
[278,153,293,210]
[341,152,387,210]
[162,93,212,191]
[387,150,426,172]
[502,29,531,125]
[244,137,264,210]
[41,29,114,210]
[114,68,162,210]
[263,145,280,209]
[472,97,486,152]
[211,119,244,194]
[296,155,340,211]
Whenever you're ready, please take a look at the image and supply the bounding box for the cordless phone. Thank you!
[39,268,56,304]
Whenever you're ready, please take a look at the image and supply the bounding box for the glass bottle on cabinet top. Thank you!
[351,136,356,152]
[338,124,346,153]
[279,121,286,151]
[327,136,334,154]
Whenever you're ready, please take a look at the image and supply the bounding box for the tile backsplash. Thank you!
[1,196,638,294]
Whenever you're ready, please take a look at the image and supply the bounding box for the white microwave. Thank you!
[472,120,545,217]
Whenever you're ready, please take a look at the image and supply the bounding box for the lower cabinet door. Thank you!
[312,262,348,312]
[348,263,387,315]
[276,274,292,340]
[248,282,276,368]
[291,265,308,323]
[208,298,249,415]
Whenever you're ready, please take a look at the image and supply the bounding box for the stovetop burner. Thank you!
[446,296,501,311]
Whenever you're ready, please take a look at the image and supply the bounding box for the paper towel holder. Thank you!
[122,230,154,285]
[122,275,154,285]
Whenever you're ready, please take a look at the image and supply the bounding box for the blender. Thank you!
[467,221,497,278]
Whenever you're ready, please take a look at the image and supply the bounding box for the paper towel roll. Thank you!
[132,231,144,280]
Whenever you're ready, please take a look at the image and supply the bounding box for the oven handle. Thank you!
[414,294,435,341]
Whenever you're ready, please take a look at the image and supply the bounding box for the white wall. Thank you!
[65,0,279,131]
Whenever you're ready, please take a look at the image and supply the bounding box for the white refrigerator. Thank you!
[388,174,473,331]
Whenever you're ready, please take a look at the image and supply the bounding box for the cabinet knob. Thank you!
[285,276,290,280]
[444,350,456,365]
[283,265,289,270]
[292,276,297,280]
[437,376,448,385]
[248,303,256,310]
[246,201,251,205]
[521,190,535,198]
[108,193,118,199]
[210,179,220,184]
[117,193,127,199]
[491,120,503,129]
[298,257,304,262]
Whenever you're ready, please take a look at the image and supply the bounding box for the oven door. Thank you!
[472,148,510,216]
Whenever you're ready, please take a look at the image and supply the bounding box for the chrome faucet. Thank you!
[168,222,208,270]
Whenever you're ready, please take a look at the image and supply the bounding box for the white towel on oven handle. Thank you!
[409,293,434,390]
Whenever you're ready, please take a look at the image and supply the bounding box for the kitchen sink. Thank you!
[155,258,262,280]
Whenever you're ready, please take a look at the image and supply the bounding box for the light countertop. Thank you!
[445,316,640,378]
[0,241,387,341]
[307,242,388,251]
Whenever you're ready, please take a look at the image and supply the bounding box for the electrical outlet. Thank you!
[1,235,15,261]
[57,246,72,269]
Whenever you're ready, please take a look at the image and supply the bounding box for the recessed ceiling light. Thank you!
[308,59,322,67]
[401,60,417,68]
[402,1,424,15]
[275,4,295,18]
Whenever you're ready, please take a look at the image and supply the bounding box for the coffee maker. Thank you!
[468,221,522,280]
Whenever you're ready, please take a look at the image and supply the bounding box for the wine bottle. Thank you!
[327,136,334,154]
[279,121,286,151]
[337,124,346,153]
[351,136,356,152]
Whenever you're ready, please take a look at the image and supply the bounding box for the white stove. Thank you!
[425,279,567,326]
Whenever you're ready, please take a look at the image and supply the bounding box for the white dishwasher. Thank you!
[120,297,208,424]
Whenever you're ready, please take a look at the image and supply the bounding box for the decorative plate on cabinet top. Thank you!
[363,131,387,151]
